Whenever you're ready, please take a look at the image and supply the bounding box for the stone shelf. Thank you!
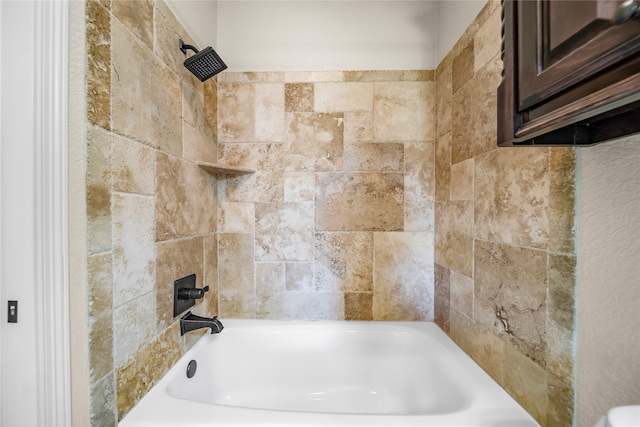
[197,162,255,176]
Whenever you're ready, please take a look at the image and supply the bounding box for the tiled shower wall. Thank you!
[215,71,436,320]
[433,1,576,426]
[85,1,220,425]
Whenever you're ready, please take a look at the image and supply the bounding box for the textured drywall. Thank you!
[576,135,640,426]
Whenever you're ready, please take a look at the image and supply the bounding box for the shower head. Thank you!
[179,39,227,82]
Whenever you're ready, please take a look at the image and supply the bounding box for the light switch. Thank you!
[8,300,17,323]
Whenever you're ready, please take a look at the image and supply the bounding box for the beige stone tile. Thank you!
[373,81,435,142]
[474,240,547,365]
[450,157,474,201]
[344,292,373,320]
[255,83,285,142]
[256,262,285,319]
[112,135,155,194]
[344,111,374,142]
[87,125,112,255]
[88,253,113,383]
[548,254,576,332]
[474,8,501,73]
[343,143,404,172]
[434,263,451,332]
[434,201,473,277]
[218,233,256,317]
[373,232,433,321]
[88,253,113,318]
[284,71,344,83]
[112,0,153,50]
[116,323,183,421]
[314,82,373,112]
[112,292,156,367]
[404,142,435,232]
[285,262,314,292]
[546,322,574,387]
[344,70,434,82]
[204,234,219,316]
[219,143,284,203]
[155,237,204,328]
[435,132,451,202]
[436,64,452,138]
[182,82,207,138]
[284,172,315,202]
[111,18,181,154]
[255,202,314,262]
[450,270,474,317]
[183,123,217,163]
[220,72,284,83]
[285,83,314,112]
[504,342,548,425]
[280,292,344,320]
[256,233,314,262]
[218,201,255,232]
[203,80,218,142]
[217,83,255,142]
[475,147,549,249]
[315,173,404,231]
[452,40,474,94]
[548,148,576,254]
[90,373,116,427]
[155,152,217,241]
[285,113,344,171]
[86,0,111,129]
[314,232,373,292]
[112,193,155,307]
[451,56,502,163]
[546,374,574,427]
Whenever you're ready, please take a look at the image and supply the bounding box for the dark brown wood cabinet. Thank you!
[498,0,640,146]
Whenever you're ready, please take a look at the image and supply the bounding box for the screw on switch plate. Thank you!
[8,300,17,323]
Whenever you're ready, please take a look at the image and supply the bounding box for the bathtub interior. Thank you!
[166,322,470,415]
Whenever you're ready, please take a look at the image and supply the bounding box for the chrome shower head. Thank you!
[179,39,227,82]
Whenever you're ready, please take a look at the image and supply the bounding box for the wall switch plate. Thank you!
[8,300,17,323]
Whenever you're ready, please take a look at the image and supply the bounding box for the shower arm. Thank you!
[179,39,199,55]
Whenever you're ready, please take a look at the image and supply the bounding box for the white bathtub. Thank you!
[119,320,539,427]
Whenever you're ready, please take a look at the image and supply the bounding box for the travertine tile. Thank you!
[504,342,548,425]
[451,56,502,163]
[153,6,199,88]
[218,83,255,142]
[155,152,217,241]
[285,113,344,171]
[314,82,373,112]
[112,193,155,308]
[284,172,315,202]
[474,8,501,73]
[434,201,473,277]
[373,81,435,142]
[285,262,314,292]
[284,71,344,83]
[279,292,344,320]
[112,0,153,50]
[435,132,451,202]
[155,237,204,328]
[315,173,403,231]
[111,18,181,154]
[285,83,314,112]
[344,111,374,142]
[182,82,207,138]
[344,292,373,320]
[373,232,433,321]
[219,143,285,203]
[343,143,404,172]
[474,240,547,365]
[112,134,155,194]
[404,142,435,232]
[218,233,256,317]
[436,64,452,138]
[452,40,474,94]
[255,83,285,142]
[90,372,116,427]
[546,374,573,427]
[314,232,373,292]
[218,202,255,232]
[256,234,314,262]
[450,157,474,201]
[86,0,111,129]
[255,202,315,262]
[116,323,182,420]
[450,270,473,317]
[548,148,576,254]
[183,123,216,163]
[434,263,451,332]
[256,262,285,319]
[112,292,156,367]
[548,254,576,332]
[87,125,112,255]
[203,80,218,142]
[88,253,113,382]
[475,147,549,249]
[204,234,219,316]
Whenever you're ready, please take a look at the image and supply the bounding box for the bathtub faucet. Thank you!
[180,311,224,336]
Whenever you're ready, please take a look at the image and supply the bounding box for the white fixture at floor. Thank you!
[595,405,640,427]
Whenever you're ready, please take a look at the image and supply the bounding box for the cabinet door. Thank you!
[518,0,640,110]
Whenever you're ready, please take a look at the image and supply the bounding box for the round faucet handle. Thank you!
[178,285,209,300]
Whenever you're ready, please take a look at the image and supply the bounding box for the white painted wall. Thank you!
[576,135,640,426]
[165,0,218,49]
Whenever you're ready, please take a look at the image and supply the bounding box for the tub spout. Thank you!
[180,311,224,336]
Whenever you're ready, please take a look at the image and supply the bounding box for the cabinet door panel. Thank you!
[518,0,640,110]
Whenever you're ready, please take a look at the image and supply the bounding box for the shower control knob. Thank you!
[612,0,640,25]
[178,286,209,300]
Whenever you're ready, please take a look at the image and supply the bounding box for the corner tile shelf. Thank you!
[197,162,255,176]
